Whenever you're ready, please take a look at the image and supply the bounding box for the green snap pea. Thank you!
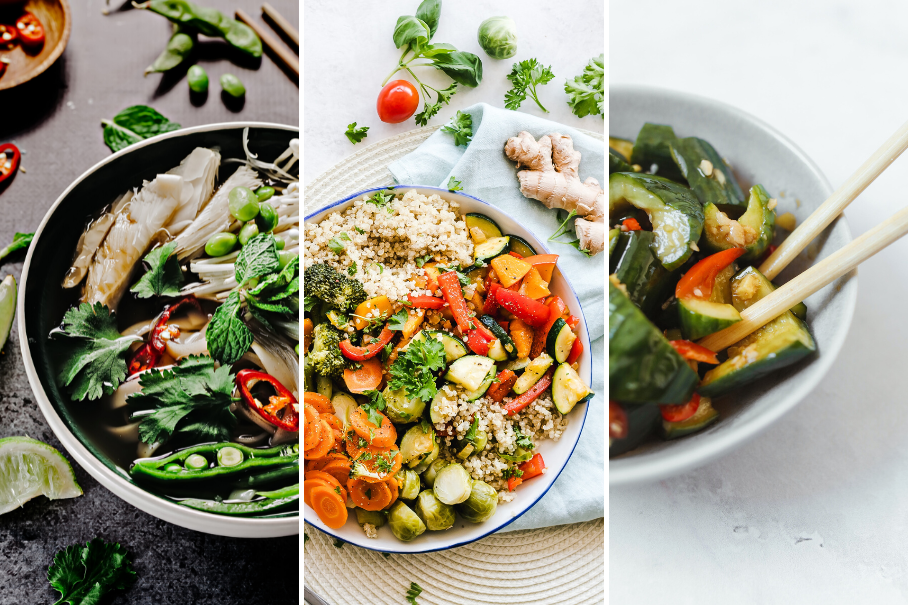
[185,454,209,470]
[204,232,237,257]
[179,490,299,516]
[228,186,259,221]
[145,25,195,76]
[164,463,182,473]
[254,186,275,202]
[254,202,279,233]
[143,0,262,58]
[220,73,246,98]
[238,222,260,246]
[129,442,298,484]
[187,64,209,93]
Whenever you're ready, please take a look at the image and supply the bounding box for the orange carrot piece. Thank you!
[303,404,322,451]
[304,391,334,414]
[321,413,345,442]
[351,407,397,448]
[347,477,392,511]
[309,484,348,529]
[320,458,353,487]
[303,419,336,460]
[343,357,384,394]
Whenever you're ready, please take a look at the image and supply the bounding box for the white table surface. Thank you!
[610,1,908,602]
[303,0,604,185]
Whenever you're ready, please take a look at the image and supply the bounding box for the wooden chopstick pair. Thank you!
[236,4,299,78]
[698,119,908,352]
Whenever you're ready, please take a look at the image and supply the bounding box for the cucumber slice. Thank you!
[410,330,467,364]
[630,123,685,182]
[507,234,536,258]
[609,136,634,161]
[731,266,807,320]
[609,148,633,174]
[669,136,746,209]
[504,357,531,373]
[702,184,775,263]
[551,363,592,415]
[545,318,577,363]
[660,397,720,440]
[678,298,741,341]
[512,353,554,394]
[444,355,496,392]
[610,230,678,317]
[487,339,508,362]
[609,402,660,457]
[465,213,503,240]
[478,315,517,359]
[473,236,510,264]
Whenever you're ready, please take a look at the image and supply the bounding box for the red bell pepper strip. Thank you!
[566,337,584,365]
[486,369,518,402]
[495,288,550,328]
[609,401,628,440]
[507,474,522,491]
[497,320,509,332]
[504,367,555,416]
[660,393,701,423]
[565,314,580,330]
[669,340,719,364]
[508,453,546,491]
[438,271,473,332]
[622,218,642,231]
[406,294,445,309]
[470,317,496,341]
[127,296,201,376]
[16,12,45,47]
[339,325,395,361]
[675,248,745,301]
[482,283,501,315]
[466,328,491,356]
[530,296,567,358]
[0,144,21,188]
[236,369,299,432]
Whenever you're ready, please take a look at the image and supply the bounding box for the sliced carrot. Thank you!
[347,477,392,511]
[304,478,331,507]
[309,484,348,529]
[509,318,533,359]
[304,391,334,414]
[304,470,347,502]
[351,447,402,482]
[321,458,353,487]
[303,404,322,451]
[384,475,399,509]
[345,430,370,459]
[343,357,384,394]
[306,452,347,472]
[303,419,336,460]
[351,407,397,448]
[321,413,345,442]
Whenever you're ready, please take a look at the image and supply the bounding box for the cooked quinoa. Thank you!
[303,189,473,301]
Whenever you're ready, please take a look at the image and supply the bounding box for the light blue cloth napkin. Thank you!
[389,103,604,532]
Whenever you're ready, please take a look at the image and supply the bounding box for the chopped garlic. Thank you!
[699,159,714,176]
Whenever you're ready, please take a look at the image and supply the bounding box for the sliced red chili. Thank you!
[338,325,394,361]
[622,218,642,231]
[0,144,21,188]
[237,369,299,432]
[675,248,745,301]
[16,12,45,47]
[406,294,445,309]
[660,393,701,423]
[669,340,719,364]
[127,296,201,376]
[0,24,18,49]
[609,401,628,440]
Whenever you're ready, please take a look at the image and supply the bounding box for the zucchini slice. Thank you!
[551,363,592,414]
[610,230,678,317]
[609,228,621,256]
[609,282,698,404]
[465,213,503,240]
[410,330,467,364]
[504,357,531,373]
[478,315,517,359]
[669,136,746,209]
[473,236,510,264]
[609,148,634,174]
[609,136,634,161]
[507,234,537,258]
[609,172,704,271]
[609,402,660,457]
[512,353,554,394]
[463,369,496,401]
[487,339,508,362]
[678,298,741,341]
[546,318,577,363]
[630,123,685,182]
[444,355,496,392]
[659,396,720,440]
[702,184,776,263]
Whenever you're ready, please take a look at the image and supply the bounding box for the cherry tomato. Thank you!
[659,393,701,423]
[377,79,419,123]
[0,24,17,49]
[0,143,21,188]
[16,12,45,48]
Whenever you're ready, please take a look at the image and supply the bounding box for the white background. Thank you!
[302,0,604,185]
[611,1,908,602]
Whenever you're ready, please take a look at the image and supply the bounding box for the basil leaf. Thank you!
[102,123,144,153]
[421,42,455,58]
[433,51,483,87]
[392,16,430,49]
[415,0,442,39]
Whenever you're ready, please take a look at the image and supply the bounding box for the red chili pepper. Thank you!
[236,369,299,432]
[482,283,501,315]
[504,367,555,416]
[609,401,628,440]
[338,325,395,361]
[406,294,445,309]
[622,218,642,231]
[438,271,473,332]
[759,244,778,265]
[486,369,518,402]
[16,12,45,47]
[495,288,550,328]
[127,296,201,376]
[0,144,21,189]
[566,337,584,365]
[669,340,719,364]
[660,393,701,423]
[675,248,745,301]
[466,329,491,356]
[508,251,524,259]
[0,24,18,48]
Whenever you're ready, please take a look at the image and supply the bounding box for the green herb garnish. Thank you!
[345,122,369,144]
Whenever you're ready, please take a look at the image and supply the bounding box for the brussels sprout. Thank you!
[397,469,421,500]
[433,462,472,505]
[316,375,333,401]
[331,392,357,427]
[477,16,517,60]
[355,508,387,528]
[400,425,436,465]
[410,438,439,473]
[387,501,427,542]
[414,490,456,531]
[422,458,451,488]
[383,387,426,423]
[457,480,498,523]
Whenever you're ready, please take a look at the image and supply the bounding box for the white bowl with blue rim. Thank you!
[303,186,593,553]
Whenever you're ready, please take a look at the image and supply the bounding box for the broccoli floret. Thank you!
[304,263,367,312]
[308,323,347,380]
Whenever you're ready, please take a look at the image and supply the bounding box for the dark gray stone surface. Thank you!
[0,1,298,603]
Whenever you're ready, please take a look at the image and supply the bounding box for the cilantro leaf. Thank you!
[345,122,369,144]
[348,262,357,276]
[0,232,32,263]
[47,538,136,605]
[355,226,365,234]
[388,337,446,402]
[328,238,344,254]
[130,241,183,299]
[54,303,141,401]
[505,59,555,112]
[446,176,463,192]
[206,291,254,364]
[441,110,473,146]
[406,582,423,604]
[367,188,397,211]
[361,389,387,427]
[465,416,479,442]
[564,54,603,118]
[514,425,533,450]
[235,234,280,285]
[388,309,409,331]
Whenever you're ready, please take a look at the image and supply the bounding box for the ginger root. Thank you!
[504,131,605,255]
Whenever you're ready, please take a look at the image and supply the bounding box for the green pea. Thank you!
[205,232,237,257]
[187,65,209,93]
[228,186,260,221]
[254,186,275,202]
[275,238,285,250]
[220,73,246,97]
[254,202,279,233]
[279,250,297,269]
[238,222,260,245]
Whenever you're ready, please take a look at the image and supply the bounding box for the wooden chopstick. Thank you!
[699,202,908,352]
[236,9,299,77]
[262,2,299,48]
[759,118,908,280]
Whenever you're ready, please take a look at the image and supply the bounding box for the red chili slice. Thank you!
[16,12,45,47]
[659,393,701,423]
[675,248,745,301]
[237,369,299,432]
[669,340,719,364]
[127,296,201,376]
[609,401,628,440]
[0,144,21,188]
[0,24,17,49]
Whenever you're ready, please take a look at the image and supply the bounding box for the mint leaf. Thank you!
[0,232,32,263]
[48,538,136,605]
[235,234,280,285]
[130,241,183,298]
[206,292,253,364]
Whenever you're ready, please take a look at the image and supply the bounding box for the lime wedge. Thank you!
[0,436,82,514]
[0,275,15,352]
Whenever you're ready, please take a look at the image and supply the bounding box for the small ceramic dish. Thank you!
[609,85,858,485]
[303,186,593,553]
[0,0,71,91]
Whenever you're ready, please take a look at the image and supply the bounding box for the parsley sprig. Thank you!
[441,110,473,146]
[446,176,463,192]
[406,582,423,604]
[361,389,388,427]
[388,336,446,402]
[505,59,555,112]
[345,122,369,144]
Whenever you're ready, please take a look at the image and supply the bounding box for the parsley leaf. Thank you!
[415,254,432,268]
[502,466,523,480]
[328,238,344,254]
[54,303,141,401]
[388,337,446,402]
[514,425,534,450]
[441,110,473,146]
[205,291,254,365]
[339,232,351,241]
[415,99,443,127]
[0,232,32,263]
[348,262,357,276]
[367,188,396,210]
[406,582,423,604]
[130,241,183,299]
[235,234,281,285]
[388,309,409,331]
[344,122,369,144]
[564,54,604,118]
[361,389,387,427]
[505,59,555,112]
[47,538,136,605]
[355,226,365,235]
[465,416,479,442]
[446,176,463,192]
[333,539,345,548]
